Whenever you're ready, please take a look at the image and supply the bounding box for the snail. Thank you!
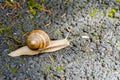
[8,30,70,57]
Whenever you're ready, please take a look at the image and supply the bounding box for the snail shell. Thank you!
[26,30,50,50]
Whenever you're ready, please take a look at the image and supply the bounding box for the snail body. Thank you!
[8,30,70,57]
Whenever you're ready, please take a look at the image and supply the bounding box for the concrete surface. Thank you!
[0,0,120,80]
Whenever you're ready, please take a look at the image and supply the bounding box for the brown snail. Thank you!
[8,30,70,57]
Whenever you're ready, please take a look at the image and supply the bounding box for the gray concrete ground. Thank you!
[0,0,120,80]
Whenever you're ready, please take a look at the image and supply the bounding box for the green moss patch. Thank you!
[116,0,120,3]
[108,8,118,18]
[89,9,99,17]
[0,27,11,34]
[27,0,42,15]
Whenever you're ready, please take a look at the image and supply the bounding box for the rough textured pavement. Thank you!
[0,0,120,80]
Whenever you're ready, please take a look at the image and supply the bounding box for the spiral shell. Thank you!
[26,30,50,50]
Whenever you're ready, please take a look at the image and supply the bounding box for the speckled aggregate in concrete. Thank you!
[0,0,120,80]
